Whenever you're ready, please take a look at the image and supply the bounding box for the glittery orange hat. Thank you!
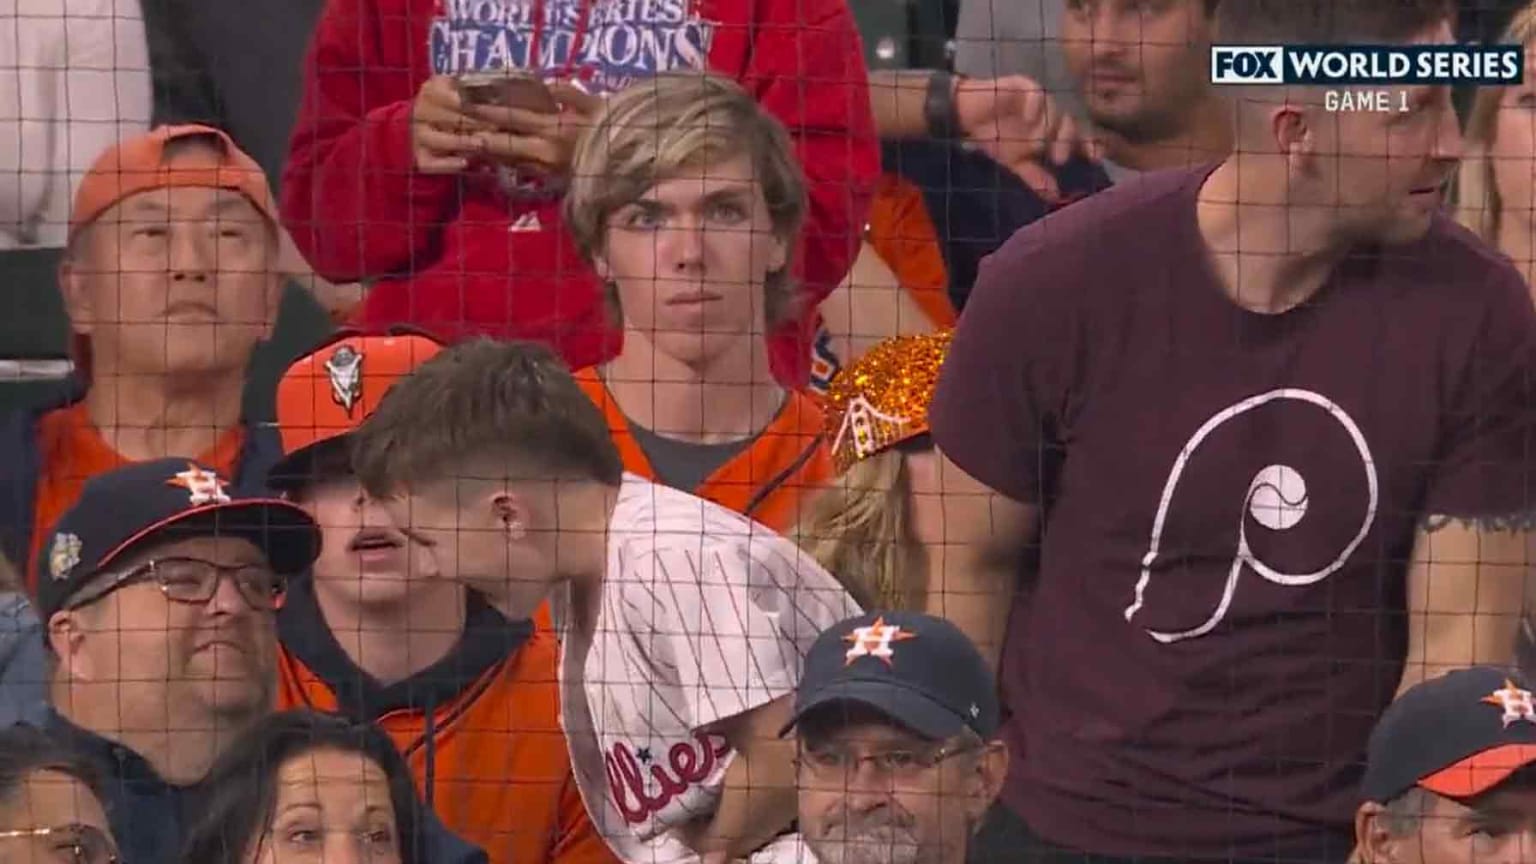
[824,330,954,474]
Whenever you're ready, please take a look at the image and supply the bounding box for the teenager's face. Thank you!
[294,475,444,610]
[375,478,554,619]
[600,151,787,369]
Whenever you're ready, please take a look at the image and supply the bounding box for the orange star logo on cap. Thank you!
[166,464,231,507]
[1482,679,1536,727]
[843,616,916,666]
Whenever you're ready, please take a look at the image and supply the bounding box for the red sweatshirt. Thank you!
[282,0,877,387]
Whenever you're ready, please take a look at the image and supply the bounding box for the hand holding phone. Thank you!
[456,72,558,114]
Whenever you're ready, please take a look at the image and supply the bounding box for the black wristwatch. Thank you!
[924,70,963,141]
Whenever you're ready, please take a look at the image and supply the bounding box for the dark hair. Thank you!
[350,338,624,494]
[179,711,424,864]
[1213,0,1453,44]
[0,725,106,805]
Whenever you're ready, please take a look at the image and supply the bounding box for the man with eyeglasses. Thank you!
[782,611,1009,864]
[28,457,320,864]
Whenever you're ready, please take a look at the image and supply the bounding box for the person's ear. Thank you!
[58,255,94,337]
[966,740,1009,825]
[47,609,90,677]
[1354,801,1394,864]
[1272,102,1313,159]
[765,230,789,275]
[491,491,529,540]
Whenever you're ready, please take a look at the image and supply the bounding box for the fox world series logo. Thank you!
[1211,44,1522,86]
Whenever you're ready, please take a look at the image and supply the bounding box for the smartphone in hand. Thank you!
[456,72,558,113]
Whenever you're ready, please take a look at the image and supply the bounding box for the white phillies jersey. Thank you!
[557,474,858,864]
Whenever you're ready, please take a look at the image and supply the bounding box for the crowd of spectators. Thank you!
[4,0,1536,863]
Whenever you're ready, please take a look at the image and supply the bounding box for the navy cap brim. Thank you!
[97,498,320,577]
[780,679,970,740]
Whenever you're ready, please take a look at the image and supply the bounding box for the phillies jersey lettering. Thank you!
[606,733,731,825]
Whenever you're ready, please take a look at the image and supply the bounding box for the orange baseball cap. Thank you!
[267,329,444,490]
[69,124,276,241]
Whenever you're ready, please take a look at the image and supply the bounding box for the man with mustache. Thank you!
[30,457,319,863]
[785,611,1008,864]
[0,125,287,597]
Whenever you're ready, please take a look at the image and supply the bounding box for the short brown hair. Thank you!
[350,339,624,493]
[562,72,807,328]
[1214,0,1454,43]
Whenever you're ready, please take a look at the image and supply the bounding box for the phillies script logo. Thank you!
[605,733,731,824]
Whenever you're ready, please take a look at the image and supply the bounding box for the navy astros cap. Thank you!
[1363,666,1536,803]
[781,610,999,740]
[35,458,321,622]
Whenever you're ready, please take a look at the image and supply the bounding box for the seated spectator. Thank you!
[181,709,482,864]
[562,73,832,532]
[281,0,878,390]
[34,457,320,863]
[0,555,45,728]
[0,125,287,594]
[1355,667,1536,863]
[799,331,1005,613]
[0,723,118,864]
[349,338,860,863]
[783,611,1008,864]
[1456,2,1536,295]
[268,330,612,864]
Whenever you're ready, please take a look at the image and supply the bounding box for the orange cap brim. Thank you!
[1419,744,1536,798]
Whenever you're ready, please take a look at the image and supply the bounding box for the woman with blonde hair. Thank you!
[1457,3,1536,288]
[799,329,999,612]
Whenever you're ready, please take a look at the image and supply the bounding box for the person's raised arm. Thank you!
[739,0,879,382]
[1399,515,1536,695]
[280,0,474,283]
[686,695,799,864]
[1396,271,1536,696]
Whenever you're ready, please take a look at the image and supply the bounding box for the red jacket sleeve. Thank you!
[741,0,878,331]
[280,0,457,283]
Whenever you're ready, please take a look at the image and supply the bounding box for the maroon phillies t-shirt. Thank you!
[930,166,1536,858]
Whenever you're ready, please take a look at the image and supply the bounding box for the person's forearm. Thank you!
[691,737,798,862]
[869,70,945,139]
[926,545,1020,671]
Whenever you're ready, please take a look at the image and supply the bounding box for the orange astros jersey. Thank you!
[574,367,832,532]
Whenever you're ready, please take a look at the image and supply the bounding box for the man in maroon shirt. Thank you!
[927,0,1536,861]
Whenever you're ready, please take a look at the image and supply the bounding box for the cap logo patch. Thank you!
[1482,679,1536,727]
[843,616,915,666]
[324,345,364,416]
[166,464,231,507]
[47,532,81,582]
